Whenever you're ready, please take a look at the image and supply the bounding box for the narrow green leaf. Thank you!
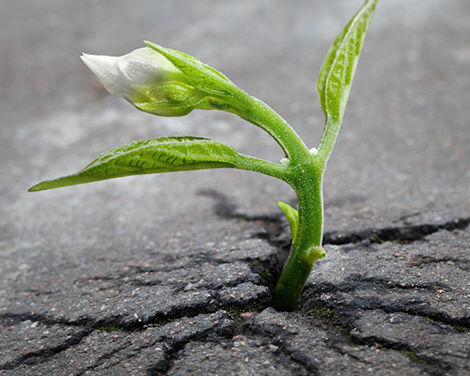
[277,201,299,242]
[29,137,242,192]
[317,0,378,125]
[145,41,236,98]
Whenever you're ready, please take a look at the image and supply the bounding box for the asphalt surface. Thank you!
[1,1,469,375]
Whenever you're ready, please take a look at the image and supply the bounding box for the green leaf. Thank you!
[29,137,242,192]
[317,0,378,125]
[277,201,299,242]
[145,41,237,98]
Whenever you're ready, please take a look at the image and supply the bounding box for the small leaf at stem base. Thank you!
[277,201,299,242]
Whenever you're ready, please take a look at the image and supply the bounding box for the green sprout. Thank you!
[29,0,378,311]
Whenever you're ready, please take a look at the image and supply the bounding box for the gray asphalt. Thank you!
[1,1,469,375]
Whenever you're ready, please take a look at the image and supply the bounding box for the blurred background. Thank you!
[1,0,469,266]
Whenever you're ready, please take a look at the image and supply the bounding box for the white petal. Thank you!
[116,47,180,85]
[81,47,182,99]
[81,53,131,97]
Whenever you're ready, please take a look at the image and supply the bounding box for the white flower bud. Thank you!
[81,44,243,117]
[81,47,185,101]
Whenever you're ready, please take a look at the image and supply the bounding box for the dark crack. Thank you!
[324,217,470,245]
[409,255,470,271]
[348,315,454,376]
[351,337,453,376]
[75,343,133,376]
[297,299,459,375]
[241,317,320,375]
[201,189,470,246]
[0,312,83,329]
[376,302,469,330]
[305,274,451,296]
[198,190,290,281]
[128,313,236,375]
[303,277,470,330]
[1,309,240,375]
[0,327,92,371]
[0,281,269,334]
[75,256,239,288]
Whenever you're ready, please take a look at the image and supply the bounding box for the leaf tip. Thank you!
[28,183,42,192]
[144,40,162,52]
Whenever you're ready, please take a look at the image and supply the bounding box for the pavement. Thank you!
[1,0,469,375]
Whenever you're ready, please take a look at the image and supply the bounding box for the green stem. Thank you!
[227,89,329,311]
[272,157,326,311]
[233,154,288,180]
[318,117,341,163]
[233,93,311,165]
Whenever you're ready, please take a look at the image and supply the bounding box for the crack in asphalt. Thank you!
[348,327,454,376]
[200,189,470,246]
[3,270,467,375]
[299,287,469,374]
[0,327,93,371]
[77,255,241,287]
[303,276,470,330]
[75,343,133,376]
[201,188,470,367]
[2,190,468,374]
[324,217,470,245]
[0,286,266,335]
[77,312,237,376]
[294,299,460,376]
[159,318,320,376]
[409,255,470,271]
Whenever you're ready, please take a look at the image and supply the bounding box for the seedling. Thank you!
[29,0,378,311]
